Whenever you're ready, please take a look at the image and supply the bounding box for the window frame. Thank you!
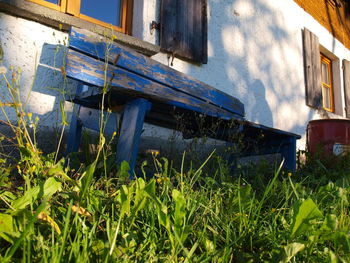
[320,53,334,112]
[27,0,133,34]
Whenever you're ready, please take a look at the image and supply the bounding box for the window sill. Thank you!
[0,0,160,56]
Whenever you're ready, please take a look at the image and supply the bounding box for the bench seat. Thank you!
[65,27,301,174]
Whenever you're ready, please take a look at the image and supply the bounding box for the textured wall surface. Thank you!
[1,0,350,152]
[0,12,75,127]
[137,0,350,148]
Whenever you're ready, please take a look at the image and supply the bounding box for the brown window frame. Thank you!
[27,0,133,34]
[320,53,334,112]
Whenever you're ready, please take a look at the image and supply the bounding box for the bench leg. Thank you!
[279,137,297,172]
[66,103,83,154]
[234,137,297,172]
[66,83,84,154]
[116,98,151,177]
[257,137,297,171]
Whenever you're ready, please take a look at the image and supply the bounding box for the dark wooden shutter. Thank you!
[302,28,322,108]
[160,0,207,64]
[332,60,343,116]
[343,59,350,118]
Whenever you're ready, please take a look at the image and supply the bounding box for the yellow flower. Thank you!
[288,172,292,177]
[146,149,160,156]
[31,165,36,173]
[156,178,162,183]
[0,66,7,74]
[271,208,276,213]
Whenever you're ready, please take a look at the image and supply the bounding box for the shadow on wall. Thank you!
[249,79,273,125]
[183,0,314,138]
[29,43,77,130]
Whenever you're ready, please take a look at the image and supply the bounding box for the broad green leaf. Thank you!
[47,166,79,187]
[10,178,60,212]
[280,242,305,263]
[43,177,62,199]
[91,239,105,257]
[0,213,15,243]
[157,204,170,231]
[133,178,146,213]
[144,179,156,200]
[204,238,215,253]
[333,232,350,253]
[119,185,132,217]
[290,198,323,238]
[237,184,254,211]
[144,180,169,230]
[134,178,146,204]
[337,187,349,205]
[327,249,338,263]
[160,157,169,177]
[11,186,40,211]
[90,190,103,212]
[118,161,130,179]
[172,189,186,227]
[321,214,338,232]
[80,161,97,201]
[60,101,68,126]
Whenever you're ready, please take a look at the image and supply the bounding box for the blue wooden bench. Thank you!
[65,27,301,173]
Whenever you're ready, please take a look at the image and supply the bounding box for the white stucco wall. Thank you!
[133,0,350,149]
[1,0,350,151]
[0,12,75,131]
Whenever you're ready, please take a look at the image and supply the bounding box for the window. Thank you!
[302,28,343,115]
[320,54,334,112]
[27,0,133,34]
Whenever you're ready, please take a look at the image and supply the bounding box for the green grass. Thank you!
[0,145,349,262]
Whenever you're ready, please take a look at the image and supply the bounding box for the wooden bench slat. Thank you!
[242,121,301,139]
[69,27,245,117]
[65,49,237,120]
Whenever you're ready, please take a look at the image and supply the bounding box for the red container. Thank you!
[307,119,350,157]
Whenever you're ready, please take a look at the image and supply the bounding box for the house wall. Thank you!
[0,12,69,123]
[134,0,350,149]
[1,0,350,153]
